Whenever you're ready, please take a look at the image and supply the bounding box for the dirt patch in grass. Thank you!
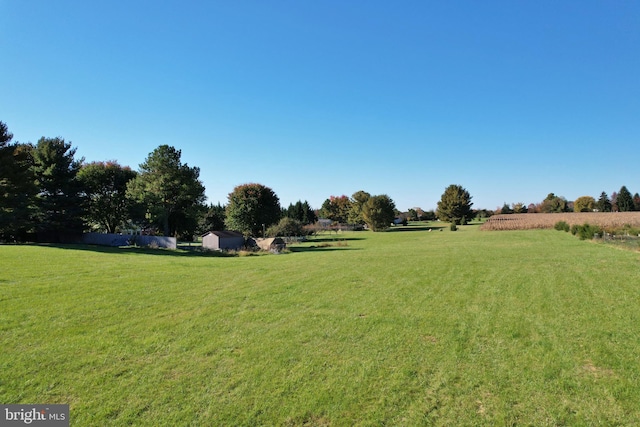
[422,335,438,344]
[581,360,615,378]
[284,413,331,426]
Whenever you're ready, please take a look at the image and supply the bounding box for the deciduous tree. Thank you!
[348,190,371,225]
[266,217,304,237]
[421,209,437,221]
[611,192,618,212]
[512,202,527,214]
[319,195,351,224]
[77,161,137,233]
[539,193,568,213]
[225,183,281,236]
[573,196,596,212]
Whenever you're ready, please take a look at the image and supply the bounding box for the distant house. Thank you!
[202,231,245,250]
[249,237,286,252]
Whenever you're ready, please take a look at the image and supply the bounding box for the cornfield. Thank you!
[480,212,640,231]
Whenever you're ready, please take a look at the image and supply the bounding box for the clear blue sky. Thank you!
[2,1,638,211]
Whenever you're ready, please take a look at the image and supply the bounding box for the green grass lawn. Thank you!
[2,224,640,425]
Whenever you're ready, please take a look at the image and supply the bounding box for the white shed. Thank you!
[202,231,245,250]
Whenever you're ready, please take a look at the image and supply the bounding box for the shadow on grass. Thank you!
[34,243,237,257]
[387,225,446,232]
[26,242,360,257]
[288,245,361,253]
[305,236,366,243]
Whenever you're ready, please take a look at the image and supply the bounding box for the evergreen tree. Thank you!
[284,200,317,225]
[0,121,12,145]
[596,191,612,212]
[0,122,37,241]
[32,137,85,238]
[617,186,634,212]
[127,145,206,237]
[197,203,226,234]
[362,194,396,231]
[285,201,304,222]
[300,200,317,224]
[436,185,474,224]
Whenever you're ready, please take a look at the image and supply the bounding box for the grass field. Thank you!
[2,223,640,425]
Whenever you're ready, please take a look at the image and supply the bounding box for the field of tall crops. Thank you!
[480,212,640,231]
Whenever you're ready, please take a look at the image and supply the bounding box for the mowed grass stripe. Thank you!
[1,226,640,425]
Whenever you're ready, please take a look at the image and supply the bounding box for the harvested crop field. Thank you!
[480,212,640,231]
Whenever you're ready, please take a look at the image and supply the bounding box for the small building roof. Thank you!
[202,230,244,238]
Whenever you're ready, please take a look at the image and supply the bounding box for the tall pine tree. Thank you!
[596,191,612,212]
[127,145,206,238]
[32,137,85,239]
[616,186,634,212]
[0,122,37,241]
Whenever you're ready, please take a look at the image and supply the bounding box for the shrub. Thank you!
[571,223,602,240]
[266,217,304,237]
[618,224,640,236]
[580,224,601,240]
[450,222,458,231]
[554,221,570,232]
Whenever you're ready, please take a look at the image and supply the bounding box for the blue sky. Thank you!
[2,1,638,211]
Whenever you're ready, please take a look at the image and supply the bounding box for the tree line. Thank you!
[0,121,502,242]
[498,189,640,215]
[0,121,325,242]
[5,119,631,242]
[1,121,413,242]
[316,192,397,231]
